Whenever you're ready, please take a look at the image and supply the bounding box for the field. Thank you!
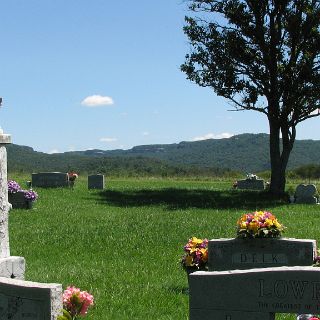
[8,175,320,319]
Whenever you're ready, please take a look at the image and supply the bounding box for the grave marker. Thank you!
[0,126,63,318]
[295,184,319,204]
[0,276,62,319]
[208,238,316,271]
[189,267,320,319]
[0,131,26,279]
[8,191,32,209]
[237,178,265,190]
[32,172,69,188]
[88,174,105,190]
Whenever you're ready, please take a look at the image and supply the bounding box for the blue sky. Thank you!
[0,1,319,153]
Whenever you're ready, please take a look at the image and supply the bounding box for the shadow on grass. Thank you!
[167,285,189,295]
[92,188,287,210]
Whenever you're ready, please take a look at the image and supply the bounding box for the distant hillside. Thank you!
[6,133,320,175]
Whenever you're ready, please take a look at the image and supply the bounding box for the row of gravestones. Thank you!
[237,176,319,204]
[189,237,319,319]
[0,133,62,318]
[9,173,106,209]
[31,172,105,189]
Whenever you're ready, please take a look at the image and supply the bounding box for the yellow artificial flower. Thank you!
[248,221,259,233]
[185,255,194,267]
[264,218,273,227]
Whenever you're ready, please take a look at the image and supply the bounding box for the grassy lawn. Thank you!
[7,175,320,319]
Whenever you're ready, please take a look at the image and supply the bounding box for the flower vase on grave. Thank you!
[181,237,208,288]
[8,191,29,209]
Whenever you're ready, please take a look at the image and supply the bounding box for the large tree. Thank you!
[181,0,320,195]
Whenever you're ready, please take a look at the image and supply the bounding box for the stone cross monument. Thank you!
[0,107,63,318]
[0,127,25,279]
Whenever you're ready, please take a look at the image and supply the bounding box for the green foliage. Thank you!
[6,134,320,177]
[57,310,72,320]
[291,164,320,180]
[181,0,320,194]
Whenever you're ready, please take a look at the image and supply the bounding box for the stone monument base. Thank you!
[0,256,25,280]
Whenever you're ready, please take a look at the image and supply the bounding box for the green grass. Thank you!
[7,176,320,319]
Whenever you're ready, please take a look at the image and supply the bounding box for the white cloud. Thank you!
[192,132,234,141]
[81,95,114,107]
[142,131,149,136]
[99,137,118,142]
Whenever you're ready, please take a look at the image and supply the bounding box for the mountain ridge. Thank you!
[7,133,320,174]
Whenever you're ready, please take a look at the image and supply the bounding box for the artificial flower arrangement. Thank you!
[8,180,38,202]
[181,237,208,271]
[58,286,94,320]
[68,172,79,189]
[68,172,78,182]
[8,180,22,193]
[236,211,285,239]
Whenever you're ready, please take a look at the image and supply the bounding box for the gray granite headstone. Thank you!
[295,184,318,204]
[32,172,69,188]
[189,267,320,318]
[208,238,316,271]
[237,178,265,190]
[0,276,62,319]
[8,191,31,209]
[88,174,105,190]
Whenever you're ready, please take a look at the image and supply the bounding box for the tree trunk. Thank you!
[268,121,294,195]
[269,118,295,196]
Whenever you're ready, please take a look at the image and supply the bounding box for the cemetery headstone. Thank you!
[208,237,316,271]
[0,127,63,318]
[88,174,105,190]
[237,174,265,190]
[0,131,26,279]
[190,213,318,319]
[8,191,32,209]
[295,184,318,204]
[32,172,69,188]
[0,276,62,319]
[190,266,320,319]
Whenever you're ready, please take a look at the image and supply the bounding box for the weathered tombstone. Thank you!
[88,174,105,190]
[208,238,316,271]
[32,172,69,188]
[0,276,62,319]
[0,127,63,318]
[8,191,32,209]
[295,184,318,204]
[237,174,265,190]
[189,267,320,319]
[0,130,26,279]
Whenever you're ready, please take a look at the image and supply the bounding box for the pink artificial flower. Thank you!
[63,286,94,317]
